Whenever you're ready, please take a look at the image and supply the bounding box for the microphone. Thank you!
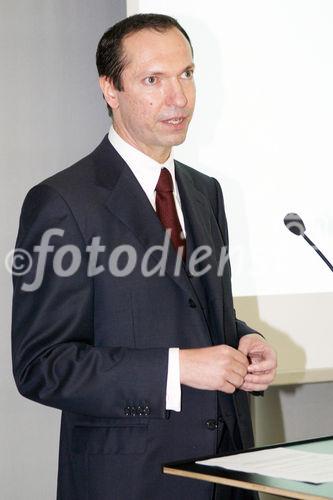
[284,213,333,272]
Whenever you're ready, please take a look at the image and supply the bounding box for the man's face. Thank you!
[103,27,196,162]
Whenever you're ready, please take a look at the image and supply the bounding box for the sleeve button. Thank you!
[143,406,151,416]
[130,406,136,416]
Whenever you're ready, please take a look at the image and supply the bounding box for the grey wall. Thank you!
[0,2,126,498]
[252,383,333,447]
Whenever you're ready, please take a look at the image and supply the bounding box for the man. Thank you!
[12,13,277,500]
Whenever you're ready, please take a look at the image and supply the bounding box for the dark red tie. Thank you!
[155,168,186,259]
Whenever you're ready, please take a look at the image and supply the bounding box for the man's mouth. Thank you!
[161,116,188,128]
[164,117,185,125]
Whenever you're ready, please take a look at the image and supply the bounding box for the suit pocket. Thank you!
[72,421,148,455]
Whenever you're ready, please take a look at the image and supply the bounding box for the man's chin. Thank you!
[160,130,189,147]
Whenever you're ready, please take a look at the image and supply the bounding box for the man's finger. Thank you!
[247,360,276,372]
[240,382,269,392]
[225,371,245,389]
[231,360,249,378]
[243,372,275,385]
[220,381,237,394]
[231,348,251,366]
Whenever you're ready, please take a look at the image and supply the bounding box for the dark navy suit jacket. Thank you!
[12,136,256,500]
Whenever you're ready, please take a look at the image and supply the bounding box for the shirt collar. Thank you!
[108,125,180,201]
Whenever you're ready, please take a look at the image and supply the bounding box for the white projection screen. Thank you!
[130,0,333,381]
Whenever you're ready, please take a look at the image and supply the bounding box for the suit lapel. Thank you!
[94,137,193,297]
[175,162,223,304]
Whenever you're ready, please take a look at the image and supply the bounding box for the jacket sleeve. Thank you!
[211,177,260,339]
[11,184,169,419]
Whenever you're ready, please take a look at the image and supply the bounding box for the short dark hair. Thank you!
[96,13,193,117]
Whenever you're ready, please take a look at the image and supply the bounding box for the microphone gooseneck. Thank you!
[284,212,333,273]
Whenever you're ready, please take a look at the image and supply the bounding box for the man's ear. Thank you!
[99,76,119,111]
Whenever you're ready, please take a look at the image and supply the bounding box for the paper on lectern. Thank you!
[197,447,333,484]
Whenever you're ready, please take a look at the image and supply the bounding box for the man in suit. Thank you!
[12,13,277,500]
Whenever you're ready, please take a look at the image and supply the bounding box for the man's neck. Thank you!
[112,123,171,164]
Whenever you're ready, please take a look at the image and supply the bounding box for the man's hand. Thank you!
[179,345,249,394]
[238,334,277,392]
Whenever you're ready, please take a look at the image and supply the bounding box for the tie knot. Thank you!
[155,168,173,193]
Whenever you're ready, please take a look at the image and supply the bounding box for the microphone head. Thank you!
[284,213,306,236]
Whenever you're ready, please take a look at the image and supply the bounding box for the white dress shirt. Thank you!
[108,126,182,412]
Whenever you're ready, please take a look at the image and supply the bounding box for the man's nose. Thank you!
[165,79,188,108]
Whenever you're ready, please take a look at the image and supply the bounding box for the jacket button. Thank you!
[188,298,197,308]
[205,419,218,430]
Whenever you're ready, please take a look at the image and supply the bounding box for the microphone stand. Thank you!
[302,233,333,272]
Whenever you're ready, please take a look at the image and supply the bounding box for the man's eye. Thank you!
[182,69,194,79]
[144,76,158,85]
